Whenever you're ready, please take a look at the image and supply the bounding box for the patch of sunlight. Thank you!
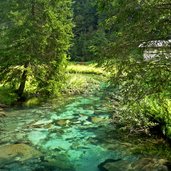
[165,99,171,114]
[66,62,107,75]
[24,97,41,107]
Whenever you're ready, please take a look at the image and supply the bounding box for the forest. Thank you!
[0,0,171,171]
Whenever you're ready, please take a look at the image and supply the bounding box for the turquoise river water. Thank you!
[0,84,171,171]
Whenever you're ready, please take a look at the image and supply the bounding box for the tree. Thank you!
[96,0,171,134]
[0,0,73,99]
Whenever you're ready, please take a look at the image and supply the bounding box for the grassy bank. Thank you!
[0,62,109,106]
[63,62,109,95]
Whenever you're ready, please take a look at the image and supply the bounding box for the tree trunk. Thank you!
[17,62,29,99]
[17,2,35,100]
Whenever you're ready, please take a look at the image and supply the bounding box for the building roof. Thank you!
[139,40,171,48]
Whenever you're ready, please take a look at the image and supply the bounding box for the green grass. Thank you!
[63,62,109,95]
[63,73,103,95]
[66,62,107,75]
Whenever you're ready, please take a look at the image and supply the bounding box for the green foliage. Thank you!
[132,139,171,160]
[63,62,108,95]
[66,62,106,75]
[97,0,171,61]
[95,0,171,138]
[108,57,171,136]
[0,86,18,105]
[70,0,99,61]
[0,0,73,99]
[63,73,101,95]
[24,97,41,107]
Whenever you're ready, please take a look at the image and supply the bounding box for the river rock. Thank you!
[55,119,71,127]
[98,159,127,171]
[98,158,171,171]
[0,143,41,162]
[90,116,108,123]
[131,158,170,171]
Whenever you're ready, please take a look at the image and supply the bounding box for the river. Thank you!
[0,83,171,171]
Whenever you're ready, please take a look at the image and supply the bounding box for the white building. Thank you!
[139,40,171,60]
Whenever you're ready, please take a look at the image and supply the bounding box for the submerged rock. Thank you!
[0,143,74,171]
[131,158,171,171]
[55,119,71,127]
[98,159,124,171]
[0,157,65,171]
[0,143,41,162]
[90,116,109,124]
[98,158,171,171]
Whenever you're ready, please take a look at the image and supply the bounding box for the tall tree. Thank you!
[0,0,73,99]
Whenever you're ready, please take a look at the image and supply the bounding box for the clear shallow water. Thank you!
[0,87,171,171]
